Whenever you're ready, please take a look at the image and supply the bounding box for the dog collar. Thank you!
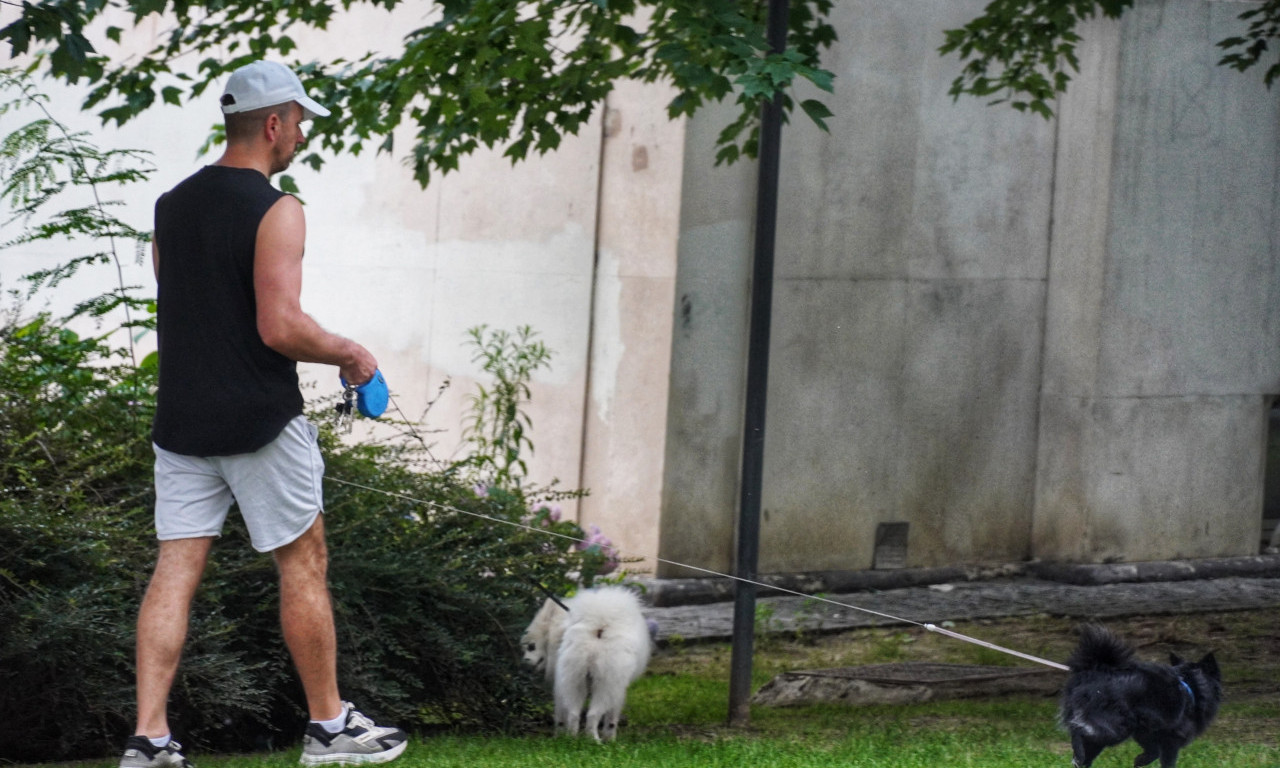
[1178,678,1194,704]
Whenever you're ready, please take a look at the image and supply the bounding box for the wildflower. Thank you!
[575,524,619,576]
[530,501,562,527]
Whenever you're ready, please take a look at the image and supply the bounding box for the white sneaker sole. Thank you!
[299,740,407,766]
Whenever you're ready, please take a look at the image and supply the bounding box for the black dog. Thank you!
[1059,624,1221,768]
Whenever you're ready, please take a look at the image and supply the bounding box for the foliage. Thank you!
[0,308,607,762]
[0,67,156,354]
[456,324,629,586]
[940,0,1280,118]
[1218,0,1280,89]
[1,0,837,187]
[938,1,1135,118]
[0,83,158,762]
[0,314,157,761]
[460,324,551,490]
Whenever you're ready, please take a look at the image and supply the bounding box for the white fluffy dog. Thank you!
[520,585,652,742]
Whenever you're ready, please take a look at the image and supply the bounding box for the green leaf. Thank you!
[714,143,740,166]
[9,0,841,187]
[803,67,835,93]
[799,98,833,131]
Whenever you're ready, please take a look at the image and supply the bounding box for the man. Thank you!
[120,60,408,768]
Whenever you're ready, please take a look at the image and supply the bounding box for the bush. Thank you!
[0,313,597,762]
[0,314,156,760]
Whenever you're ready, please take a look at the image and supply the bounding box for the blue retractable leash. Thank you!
[336,369,389,431]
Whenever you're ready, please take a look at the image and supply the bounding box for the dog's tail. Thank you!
[1067,624,1134,671]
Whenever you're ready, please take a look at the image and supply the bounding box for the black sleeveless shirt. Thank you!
[152,166,303,456]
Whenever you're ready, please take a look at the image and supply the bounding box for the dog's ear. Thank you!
[1198,652,1219,676]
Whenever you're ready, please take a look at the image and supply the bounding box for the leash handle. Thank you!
[339,369,389,418]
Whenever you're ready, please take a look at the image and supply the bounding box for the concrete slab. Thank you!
[752,663,1062,707]
[639,556,1280,645]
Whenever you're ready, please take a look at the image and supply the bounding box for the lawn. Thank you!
[47,611,1280,768]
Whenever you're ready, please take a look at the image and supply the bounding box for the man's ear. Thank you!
[263,112,282,142]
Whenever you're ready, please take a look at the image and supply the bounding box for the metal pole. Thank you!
[727,0,790,727]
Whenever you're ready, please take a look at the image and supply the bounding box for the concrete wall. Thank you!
[662,0,1056,575]
[1033,1,1280,561]
[578,78,687,571]
[6,0,1276,580]
[659,99,757,577]
[660,0,1279,576]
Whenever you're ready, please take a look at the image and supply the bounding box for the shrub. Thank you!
[0,313,598,761]
[0,314,156,760]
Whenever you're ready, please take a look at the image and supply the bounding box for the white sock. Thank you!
[314,708,348,735]
[148,735,171,749]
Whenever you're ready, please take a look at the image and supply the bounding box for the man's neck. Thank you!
[214,145,271,178]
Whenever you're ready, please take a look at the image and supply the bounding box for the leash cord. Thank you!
[324,475,1069,672]
[527,578,571,612]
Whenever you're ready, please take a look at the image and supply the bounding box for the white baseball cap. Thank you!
[220,60,330,121]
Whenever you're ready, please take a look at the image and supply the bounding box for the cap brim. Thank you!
[298,95,330,120]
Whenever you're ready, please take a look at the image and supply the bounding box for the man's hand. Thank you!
[339,344,378,389]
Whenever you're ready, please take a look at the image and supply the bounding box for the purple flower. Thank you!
[520,501,563,527]
[575,524,619,575]
[530,501,562,527]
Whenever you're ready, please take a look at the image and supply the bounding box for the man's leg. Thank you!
[237,418,406,764]
[273,515,343,722]
[135,537,214,738]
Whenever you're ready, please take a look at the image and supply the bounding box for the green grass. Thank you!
[110,701,1278,768]
[39,612,1280,768]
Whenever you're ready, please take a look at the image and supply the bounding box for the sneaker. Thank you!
[300,702,407,765]
[119,736,192,768]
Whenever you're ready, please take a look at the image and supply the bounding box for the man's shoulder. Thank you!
[169,165,280,192]
[160,166,284,210]
[257,193,306,244]
[159,166,213,204]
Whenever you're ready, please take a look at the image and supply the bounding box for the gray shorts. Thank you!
[153,416,325,552]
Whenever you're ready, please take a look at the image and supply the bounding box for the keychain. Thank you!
[335,383,357,433]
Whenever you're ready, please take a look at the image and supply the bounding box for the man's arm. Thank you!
[254,195,378,385]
